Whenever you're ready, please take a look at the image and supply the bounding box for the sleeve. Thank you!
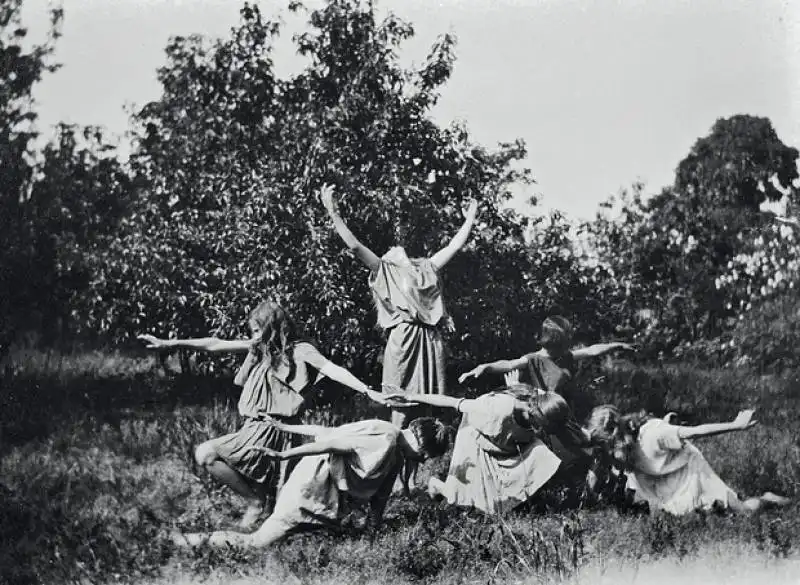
[294,341,329,372]
[649,420,685,452]
[469,394,515,436]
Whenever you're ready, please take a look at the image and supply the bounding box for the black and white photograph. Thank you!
[1,0,798,583]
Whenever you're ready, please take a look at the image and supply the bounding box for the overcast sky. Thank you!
[19,0,800,220]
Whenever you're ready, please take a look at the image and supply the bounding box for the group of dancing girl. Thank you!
[139,184,790,550]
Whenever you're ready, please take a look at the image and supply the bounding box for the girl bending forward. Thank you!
[173,417,450,549]
[587,406,791,515]
[388,386,592,514]
[139,301,386,528]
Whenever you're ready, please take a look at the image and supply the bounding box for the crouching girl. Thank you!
[173,417,450,549]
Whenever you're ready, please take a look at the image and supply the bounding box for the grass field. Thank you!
[1,348,799,584]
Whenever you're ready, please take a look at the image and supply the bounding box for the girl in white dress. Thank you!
[587,406,790,515]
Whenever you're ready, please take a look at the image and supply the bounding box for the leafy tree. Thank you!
[79,1,552,380]
[0,0,62,354]
[585,116,799,356]
[27,124,135,343]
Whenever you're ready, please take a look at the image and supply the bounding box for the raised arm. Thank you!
[429,200,478,270]
[677,409,757,440]
[458,354,530,384]
[138,334,252,354]
[320,183,380,271]
[571,342,635,360]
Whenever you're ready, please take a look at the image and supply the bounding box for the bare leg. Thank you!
[427,477,445,499]
[195,442,266,528]
[174,516,290,550]
[391,409,408,429]
[729,492,791,513]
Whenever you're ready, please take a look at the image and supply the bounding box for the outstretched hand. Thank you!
[617,342,638,353]
[463,199,478,221]
[319,183,338,216]
[504,370,521,386]
[458,365,485,384]
[381,391,422,409]
[732,409,757,431]
[137,334,167,350]
[252,446,284,459]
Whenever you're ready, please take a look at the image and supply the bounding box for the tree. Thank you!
[26,124,135,343]
[0,0,62,354]
[78,1,550,380]
[584,116,799,356]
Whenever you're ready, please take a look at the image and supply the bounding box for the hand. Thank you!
[319,183,338,215]
[732,409,757,431]
[458,365,485,384]
[504,370,521,386]
[463,199,478,221]
[617,342,638,353]
[259,414,283,428]
[365,389,388,405]
[137,334,169,350]
[383,393,421,409]
[252,446,284,459]
[775,216,800,228]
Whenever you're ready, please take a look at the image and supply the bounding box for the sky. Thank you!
[18,0,800,220]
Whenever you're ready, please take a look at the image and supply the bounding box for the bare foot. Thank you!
[762,492,791,507]
[427,477,445,499]
[239,502,265,530]
[171,530,207,548]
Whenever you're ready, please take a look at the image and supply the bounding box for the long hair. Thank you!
[408,417,451,459]
[528,391,589,449]
[586,405,650,469]
[249,301,298,379]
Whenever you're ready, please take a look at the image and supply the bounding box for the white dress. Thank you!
[437,393,561,515]
[627,419,737,515]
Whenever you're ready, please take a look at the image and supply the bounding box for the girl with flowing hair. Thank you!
[386,385,594,514]
[139,301,387,529]
[585,405,791,515]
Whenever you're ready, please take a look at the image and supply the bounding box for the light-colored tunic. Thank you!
[212,342,323,485]
[256,420,402,533]
[437,393,561,514]
[369,246,447,395]
[627,419,737,515]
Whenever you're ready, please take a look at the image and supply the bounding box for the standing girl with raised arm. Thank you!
[139,301,386,529]
[320,184,478,429]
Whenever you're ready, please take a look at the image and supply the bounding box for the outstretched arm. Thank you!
[261,416,331,438]
[458,354,530,384]
[429,200,479,270]
[255,435,356,459]
[384,391,489,415]
[677,409,757,440]
[571,342,635,360]
[138,334,252,353]
[297,343,387,405]
[320,184,380,271]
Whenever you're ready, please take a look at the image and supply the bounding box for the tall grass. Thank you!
[1,348,798,585]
